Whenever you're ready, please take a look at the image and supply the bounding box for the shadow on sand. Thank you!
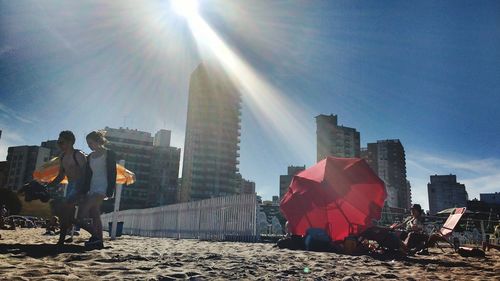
[0,243,88,258]
[367,251,487,270]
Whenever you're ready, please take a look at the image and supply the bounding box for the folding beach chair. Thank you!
[428,207,466,252]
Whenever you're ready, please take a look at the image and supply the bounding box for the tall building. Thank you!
[316,114,360,161]
[0,161,9,189]
[6,146,50,190]
[154,129,171,147]
[150,132,181,206]
[41,140,62,159]
[104,127,153,210]
[236,173,256,195]
[406,180,412,209]
[181,62,242,202]
[104,127,180,210]
[361,140,409,209]
[427,174,468,215]
[279,165,306,200]
[480,192,500,205]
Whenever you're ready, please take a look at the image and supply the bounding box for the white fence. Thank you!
[101,194,258,242]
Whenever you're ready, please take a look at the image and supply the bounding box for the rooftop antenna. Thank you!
[123,115,128,128]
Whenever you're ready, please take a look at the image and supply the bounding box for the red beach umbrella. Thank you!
[280,157,387,242]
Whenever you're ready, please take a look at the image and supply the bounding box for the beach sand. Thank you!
[1,228,499,280]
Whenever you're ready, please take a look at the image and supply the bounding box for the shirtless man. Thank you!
[47,131,87,200]
[47,131,87,245]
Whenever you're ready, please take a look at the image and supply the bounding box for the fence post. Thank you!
[176,207,180,239]
[480,220,486,243]
[197,206,202,239]
[253,194,257,241]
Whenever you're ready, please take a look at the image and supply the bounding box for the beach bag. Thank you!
[20,181,50,203]
[304,228,332,252]
[360,226,401,252]
[343,235,358,254]
[276,235,305,250]
[457,247,485,258]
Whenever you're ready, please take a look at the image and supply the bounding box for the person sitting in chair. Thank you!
[391,204,428,254]
[494,222,500,239]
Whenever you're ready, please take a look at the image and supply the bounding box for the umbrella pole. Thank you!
[487,208,492,230]
[332,199,354,236]
[111,160,125,240]
[70,205,78,241]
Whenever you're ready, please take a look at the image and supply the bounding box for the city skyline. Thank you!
[1,1,500,210]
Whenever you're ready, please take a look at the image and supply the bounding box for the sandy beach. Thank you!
[1,228,499,280]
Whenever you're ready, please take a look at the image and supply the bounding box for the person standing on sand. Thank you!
[494,222,500,238]
[47,131,87,202]
[47,131,89,245]
[0,204,7,229]
[79,131,117,249]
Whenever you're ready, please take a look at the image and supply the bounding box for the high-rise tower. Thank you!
[362,140,409,209]
[316,114,360,161]
[181,63,242,202]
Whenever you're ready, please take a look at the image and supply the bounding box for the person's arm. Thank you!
[106,150,118,198]
[410,217,424,232]
[80,152,92,196]
[75,151,87,180]
[390,222,404,229]
[75,151,87,195]
[391,216,411,229]
[75,151,87,170]
[47,158,65,187]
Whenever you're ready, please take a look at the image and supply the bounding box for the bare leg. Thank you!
[85,194,105,241]
[57,222,68,245]
[89,202,103,240]
[77,197,96,237]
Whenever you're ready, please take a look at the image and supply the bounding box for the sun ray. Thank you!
[182,11,315,162]
[171,0,199,19]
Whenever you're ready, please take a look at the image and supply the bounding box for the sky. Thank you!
[1,0,499,211]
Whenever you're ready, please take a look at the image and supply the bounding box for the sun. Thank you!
[171,0,199,19]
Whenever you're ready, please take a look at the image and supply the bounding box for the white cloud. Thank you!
[461,174,500,197]
[0,102,35,124]
[406,150,500,210]
[0,128,26,161]
[406,158,434,175]
[418,154,500,175]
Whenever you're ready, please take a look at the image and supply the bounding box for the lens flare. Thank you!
[183,14,315,161]
[171,0,199,18]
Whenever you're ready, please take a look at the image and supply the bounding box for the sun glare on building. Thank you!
[183,15,314,160]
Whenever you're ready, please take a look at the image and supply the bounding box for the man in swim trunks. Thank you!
[47,131,87,201]
[47,130,87,245]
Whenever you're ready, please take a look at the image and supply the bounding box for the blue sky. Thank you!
[1,0,499,210]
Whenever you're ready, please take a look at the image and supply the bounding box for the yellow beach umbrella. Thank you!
[115,163,136,185]
[33,157,135,185]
